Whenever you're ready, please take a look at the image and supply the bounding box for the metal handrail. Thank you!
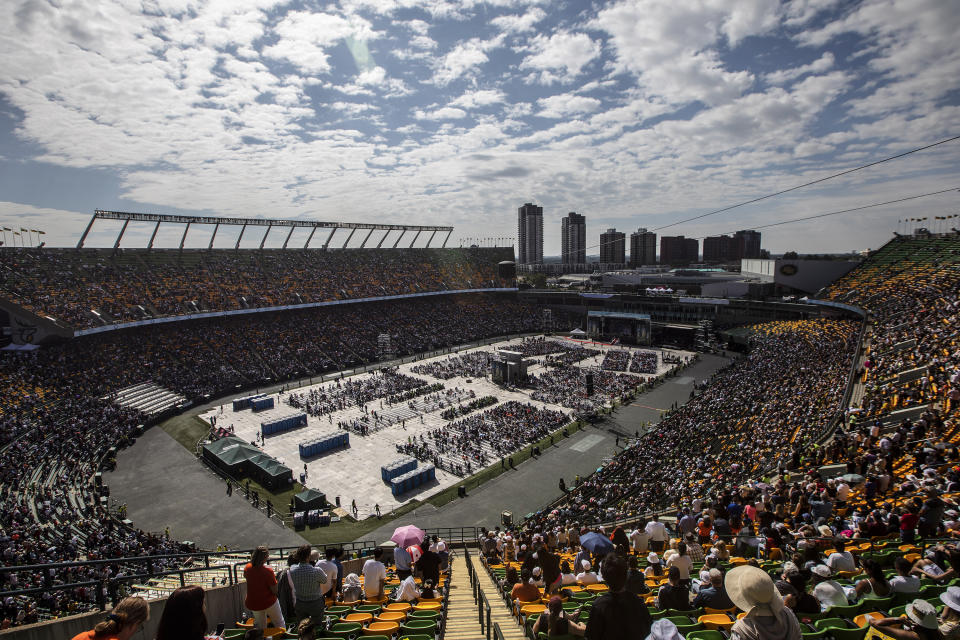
[0,540,378,608]
[464,546,493,640]
[422,526,481,544]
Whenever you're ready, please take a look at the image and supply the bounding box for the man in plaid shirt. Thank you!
[288,544,328,623]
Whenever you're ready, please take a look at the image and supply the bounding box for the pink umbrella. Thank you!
[391,524,425,548]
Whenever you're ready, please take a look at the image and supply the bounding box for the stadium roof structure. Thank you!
[79,209,454,250]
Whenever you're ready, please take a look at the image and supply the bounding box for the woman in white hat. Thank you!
[645,618,683,640]
[644,552,664,579]
[868,599,942,639]
[940,586,960,638]
[726,565,802,640]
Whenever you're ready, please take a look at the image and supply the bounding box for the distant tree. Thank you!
[759,249,771,259]
[782,250,799,259]
[525,272,548,288]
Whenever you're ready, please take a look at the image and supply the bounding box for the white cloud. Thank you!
[765,52,835,85]
[797,0,960,119]
[410,35,437,50]
[0,0,958,257]
[432,36,504,85]
[537,94,602,119]
[519,32,601,84]
[406,19,430,35]
[491,8,546,33]
[415,107,468,120]
[593,0,780,105]
[450,89,507,109]
[330,101,378,115]
[263,11,375,74]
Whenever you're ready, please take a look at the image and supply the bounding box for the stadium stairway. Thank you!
[443,553,524,640]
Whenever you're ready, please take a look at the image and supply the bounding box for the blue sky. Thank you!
[0,0,958,254]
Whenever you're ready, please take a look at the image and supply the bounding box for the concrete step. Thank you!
[464,553,526,640]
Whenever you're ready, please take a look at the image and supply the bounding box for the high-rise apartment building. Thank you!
[630,228,656,266]
[599,228,625,264]
[703,235,734,263]
[517,203,543,264]
[561,212,586,265]
[733,229,762,259]
[660,235,699,266]
[703,230,761,262]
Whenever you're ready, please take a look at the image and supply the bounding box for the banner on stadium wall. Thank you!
[805,298,867,317]
[678,297,730,305]
[73,288,519,337]
[0,303,67,344]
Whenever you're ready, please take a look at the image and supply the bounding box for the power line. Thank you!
[651,134,960,232]
[688,186,960,239]
[553,185,959,261]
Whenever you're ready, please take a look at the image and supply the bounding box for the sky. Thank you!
[0,0,959,255]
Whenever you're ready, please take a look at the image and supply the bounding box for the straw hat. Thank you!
[647,552,660,564]
[941,586,960,613]
[725,565,784,617]
[818,525,833,537]
[906,599,938,629]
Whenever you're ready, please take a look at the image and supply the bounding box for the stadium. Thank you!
[3,0,960,638]
[0,200,957,640]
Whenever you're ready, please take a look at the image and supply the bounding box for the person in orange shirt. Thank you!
[70,597,149,640]
[244,546,285,630]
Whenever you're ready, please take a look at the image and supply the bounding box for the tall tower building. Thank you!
[660,235,699,266]
[561,212,586,265]
[733,230,762,259]
[599,228,625,264]
[517,203,543,264]
[630,228,656,267]
[703,235,733,263]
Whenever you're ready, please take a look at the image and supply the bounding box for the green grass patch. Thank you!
[161,414,209,453]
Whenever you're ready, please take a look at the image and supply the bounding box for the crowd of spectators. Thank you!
[0,293,556,626]
[0,247,513,329]
[529,366,646,416]
[823,235,960,431]
[600,350,631,372]
[286,369,426,418]
[629,351,658,374]
[528,319,859,530]
[411,352,494,380]
[544,344,601,367]
[5,233,958,634]
[396,401,569,476]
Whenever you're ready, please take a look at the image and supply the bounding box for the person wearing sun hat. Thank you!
[645,618,683,640]
[940,586,960,638]
[726,564,802,640]
[644,552,664,578]
[810,564,848,610]
[868,599,942,639]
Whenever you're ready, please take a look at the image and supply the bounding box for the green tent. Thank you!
[201,436,292,490]
[294,488,327,511]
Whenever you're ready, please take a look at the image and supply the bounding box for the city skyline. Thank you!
[0,1,958,254]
